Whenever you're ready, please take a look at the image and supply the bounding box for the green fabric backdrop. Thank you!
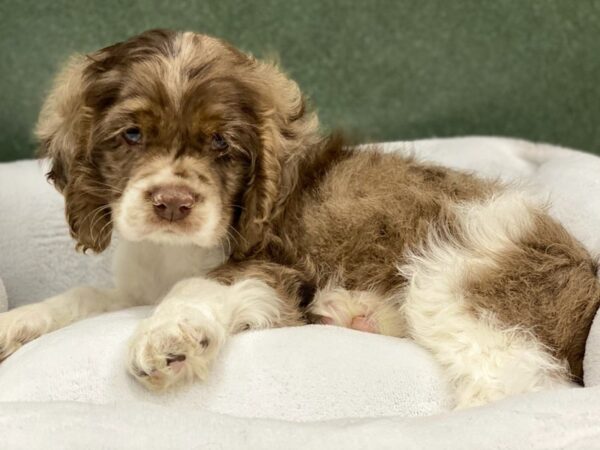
[1,0,599,161]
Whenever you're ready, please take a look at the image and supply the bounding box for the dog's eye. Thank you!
[211,133,229,151]
[123,127,142,145]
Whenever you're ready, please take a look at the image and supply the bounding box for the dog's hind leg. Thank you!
[401,192,580,408]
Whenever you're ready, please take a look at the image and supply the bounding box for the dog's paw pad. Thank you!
[165,354,187,373]
[166,353,186,364]
[128,310,225,391]
[350,315,378,333]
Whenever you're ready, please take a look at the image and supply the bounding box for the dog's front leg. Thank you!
[0,287,132,361]
[128,261,308,390]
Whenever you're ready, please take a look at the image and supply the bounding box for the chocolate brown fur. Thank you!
[36,29,600,382]
[466,213,600,380]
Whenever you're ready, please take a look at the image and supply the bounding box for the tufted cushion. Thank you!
[0,137,599,449]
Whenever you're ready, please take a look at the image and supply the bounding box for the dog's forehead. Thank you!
[87,31,251,118]
[104,30,230,71]
[120,32,235,106]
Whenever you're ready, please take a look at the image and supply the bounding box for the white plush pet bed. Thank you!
[1,137,600,449]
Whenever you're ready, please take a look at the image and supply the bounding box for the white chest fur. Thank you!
[113,239,227,305]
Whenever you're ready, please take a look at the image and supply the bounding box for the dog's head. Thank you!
[36,29,319,254]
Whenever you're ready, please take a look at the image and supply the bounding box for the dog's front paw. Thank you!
[128,304,226,391]
[0,303,55,361]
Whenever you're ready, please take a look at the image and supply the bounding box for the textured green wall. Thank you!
[1,0,599,161]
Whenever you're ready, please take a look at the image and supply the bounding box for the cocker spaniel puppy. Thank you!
[1,29,598,408]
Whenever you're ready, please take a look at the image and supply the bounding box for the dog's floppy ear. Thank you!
[36,55,92,190]
[234,59,320,257]
[36,54,112,253]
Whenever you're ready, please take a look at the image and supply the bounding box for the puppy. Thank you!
[0,29,598,408]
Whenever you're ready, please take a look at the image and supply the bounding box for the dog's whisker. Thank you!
[228,226,248,247]
[224,229,238,247]
[81,204,112,234]
[82,180,125,195]
[95,219,114,246]
[221,237,232,259]
[80,204,113,246]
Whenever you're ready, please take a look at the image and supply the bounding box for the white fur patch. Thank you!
[112,157,223,247]
[113,240,227,305]
[128,276,287,390]
[400,192,572,408]
[162,32,192,108]
[159,32,222,109]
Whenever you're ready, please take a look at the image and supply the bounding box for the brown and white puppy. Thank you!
[0,29,598,408]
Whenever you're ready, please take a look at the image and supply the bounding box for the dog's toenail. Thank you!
[135,368,149,377]
[166,354,186,365]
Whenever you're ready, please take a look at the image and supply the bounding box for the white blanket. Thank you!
[0,308,451,419]
[0,160,112,308]
[1,137,600,449]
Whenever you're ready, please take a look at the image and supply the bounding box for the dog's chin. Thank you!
[145,230,214,247]
[115,222,223,248]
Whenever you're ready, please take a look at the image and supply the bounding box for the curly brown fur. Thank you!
[31,29,600,403]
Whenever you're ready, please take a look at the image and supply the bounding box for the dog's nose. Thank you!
[151,186,195,222]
